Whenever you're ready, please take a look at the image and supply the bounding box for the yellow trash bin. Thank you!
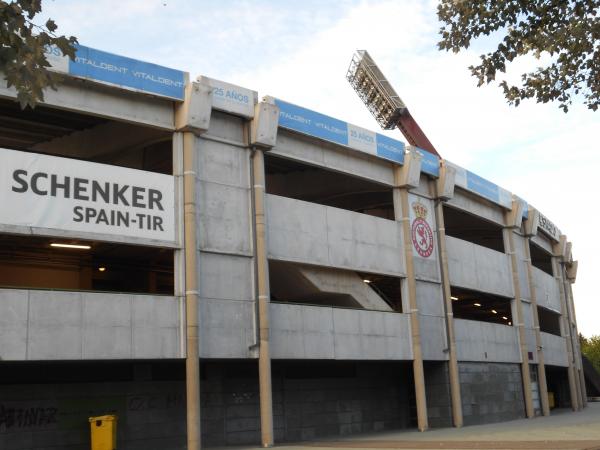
[548,392,556,409]
[89,415,117,450]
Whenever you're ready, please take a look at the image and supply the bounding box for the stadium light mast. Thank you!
[346,50,440,157]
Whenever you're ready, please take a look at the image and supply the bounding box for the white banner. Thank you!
[0,148,175,243]
[408,194,436,260]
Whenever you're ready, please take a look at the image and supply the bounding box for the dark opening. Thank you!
[269,260,400,312]
[450,286,512,326]
[264,153,394,219]
[538,306,562,336]
[529,241,554,276]
[545,365,572,408]
[443,205,505,253]
[0,98,173,175]
[358,271,402,312]
[0,234,173,295]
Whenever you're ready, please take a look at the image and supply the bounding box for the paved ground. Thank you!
[217,402,600,450]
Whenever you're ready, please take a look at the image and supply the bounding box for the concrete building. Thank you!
[0,45,586,449]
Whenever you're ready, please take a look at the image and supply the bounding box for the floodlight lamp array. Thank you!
[346,50,406,130]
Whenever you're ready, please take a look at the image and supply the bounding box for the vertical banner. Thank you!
[408,194,436,260]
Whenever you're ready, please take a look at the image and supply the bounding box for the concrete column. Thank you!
[560,267,584,409]
[552,256,579,411]
[251,148,274,447]
[393,182,428,432]
[183,131,201,450]
[432,198,463,427]
[503,220,534,418]
[569,283,588,407]
[522,237,550,416]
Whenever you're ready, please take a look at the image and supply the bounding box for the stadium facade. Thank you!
[0,46,585,449]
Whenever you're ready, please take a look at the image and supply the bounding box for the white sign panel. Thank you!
[0,148,175,243]
[199,76,257,118]
[408,194,436,260]
[538,211,560,242]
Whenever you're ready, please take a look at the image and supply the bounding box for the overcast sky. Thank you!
[40,0,599,336]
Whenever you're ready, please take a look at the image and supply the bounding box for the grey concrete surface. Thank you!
[447,190,505,226]
[533,267,561,313]
[271,131,395,187]
[445,236,514,298]
[0,77,176,129]
[0,289,181,361]
[454,319,520,363]
[269,303,412,360]
[267,194,405,276]
[219,403,600,450]
[541,333,569,367]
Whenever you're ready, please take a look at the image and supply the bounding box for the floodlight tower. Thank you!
[347,50,440,157]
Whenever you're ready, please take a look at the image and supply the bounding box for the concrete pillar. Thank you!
[522,236,550,416]
[251,148,274,447]
[431,192,463,427]
[503,213,534,418]
[393,157,428,432]
[560,268,584,409]
[552,255,579,411]
[175,79,213,450]
[249,100,279,447]
[183,131,201,450]
[569,283,588,407]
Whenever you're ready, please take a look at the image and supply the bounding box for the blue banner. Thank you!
[276,99,348,146]
[68,45,186,100]
[375,134,404,164]
[466,171,500,204]
[276,99,406,165]
[417,148,440,177]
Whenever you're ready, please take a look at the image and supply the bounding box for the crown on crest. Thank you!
[412,201,428,219]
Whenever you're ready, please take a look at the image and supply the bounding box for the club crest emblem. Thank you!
[411,201,434,258]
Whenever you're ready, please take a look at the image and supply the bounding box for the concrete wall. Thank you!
[446,236,513,297]
[541,332,568,367]
[459,362,525,425]
[267,194,405,276]
[533,267,561,313]
[0,77,176,130]
[454,319,520,363]
[521,302,538,363]
[416,281,447,361]
[271,130,395,187]
[194,114,257,359]
[512,232,531,301]
[0,289,181,361]
[269,303,412,360]
[446,189,504,226]
[196,137,252,256]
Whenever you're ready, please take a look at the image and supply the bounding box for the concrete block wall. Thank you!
[202,361,414,446]
[0,375,186,450]
[424,362,452,428]
[458,362,525,425]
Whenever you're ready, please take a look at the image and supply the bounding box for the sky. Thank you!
[40,0,599,336]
